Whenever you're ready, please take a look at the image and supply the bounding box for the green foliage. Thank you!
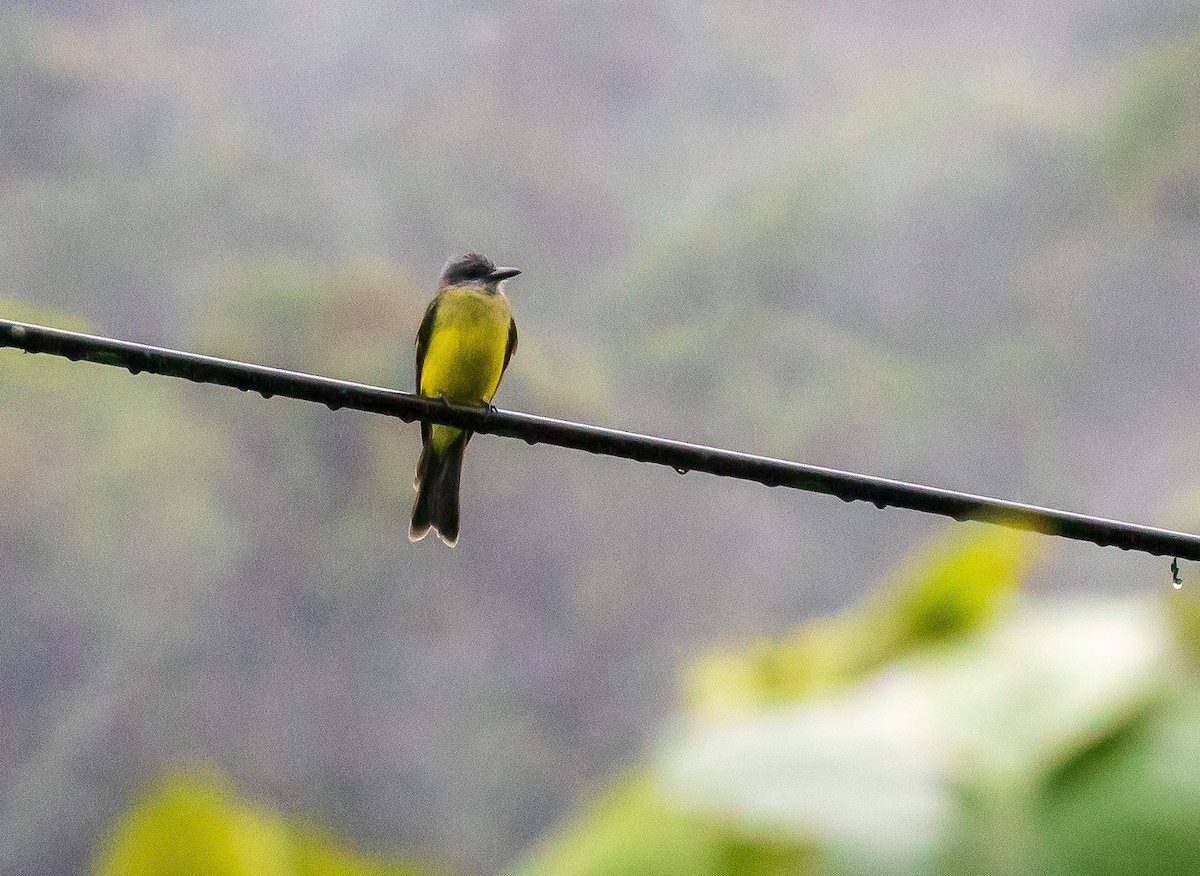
[95,770,442,876]
[1102,35,1200,213]
[598,70,1094,469]
[1167,578,1200,667]
[852,523,1039,664]
[523,526,1200,876]
[1031,690,1200,876]
[192,257,422,381]
[687,525,1039,718]
[512,775,823,876]
[610,74,1068,342]
[0,296,233,624]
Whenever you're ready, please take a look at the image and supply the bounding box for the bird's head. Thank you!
[439,253,520,291]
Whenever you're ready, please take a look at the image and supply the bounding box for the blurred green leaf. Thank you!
[511,774,824,876]
[1102,35,1200,215]
[852,523,1040,665]
[530,526,1187,876]
[671,599,1172,876]
[687,525,1040,719]
[95,769,443,876]
[1031,689,1200,876]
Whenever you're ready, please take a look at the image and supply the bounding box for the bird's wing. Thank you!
[415,294,440,447]
[414,294,440,394]
[502,316,518,376]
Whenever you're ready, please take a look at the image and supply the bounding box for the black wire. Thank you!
[2,316,1198,562]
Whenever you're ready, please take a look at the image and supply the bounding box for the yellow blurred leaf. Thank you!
[687,524,1042,721]
[94,768,442,876]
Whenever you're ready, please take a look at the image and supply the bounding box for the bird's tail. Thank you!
[409,430,469,547]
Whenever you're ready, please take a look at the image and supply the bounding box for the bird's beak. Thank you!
[488,267,521,281]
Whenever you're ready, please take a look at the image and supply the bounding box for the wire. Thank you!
[1,316,1197,563]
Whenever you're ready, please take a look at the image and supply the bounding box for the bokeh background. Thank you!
[3,2,1200,874]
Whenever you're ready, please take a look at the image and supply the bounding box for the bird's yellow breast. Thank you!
[419,284,512,406]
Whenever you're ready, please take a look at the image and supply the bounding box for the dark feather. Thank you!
[503,316,518,376]
[408,431,468,546]
[414,294,439,446]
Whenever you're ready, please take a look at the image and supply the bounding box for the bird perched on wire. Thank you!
[409,253,520,546]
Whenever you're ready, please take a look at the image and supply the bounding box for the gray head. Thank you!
[439,253,521,289]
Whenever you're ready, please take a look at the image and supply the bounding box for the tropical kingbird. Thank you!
[409,253,520,547]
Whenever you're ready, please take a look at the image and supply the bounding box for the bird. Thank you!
[409,253,520,547]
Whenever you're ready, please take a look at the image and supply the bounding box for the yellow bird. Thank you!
[409,253,520,546]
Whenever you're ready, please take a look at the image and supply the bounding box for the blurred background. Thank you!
[2,1,1200,874]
